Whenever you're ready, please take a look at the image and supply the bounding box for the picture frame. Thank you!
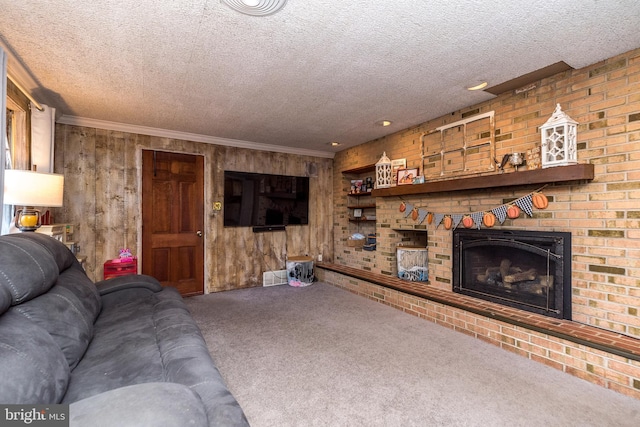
[353,208,363,218]
[391,158,406,186]
[397,168,419,185]
[350,179,364,194]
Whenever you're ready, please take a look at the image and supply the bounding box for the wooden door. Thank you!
[142,150,204,296]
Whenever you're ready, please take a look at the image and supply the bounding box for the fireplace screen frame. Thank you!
[453,229,571,320]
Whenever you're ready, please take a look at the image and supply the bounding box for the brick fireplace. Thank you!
[330,48,640,399]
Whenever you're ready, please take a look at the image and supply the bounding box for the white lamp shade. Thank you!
[3,170,64,207]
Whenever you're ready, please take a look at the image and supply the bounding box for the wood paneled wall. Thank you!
[54,124,333,292]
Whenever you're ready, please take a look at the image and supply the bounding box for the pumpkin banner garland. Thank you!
[471,211,484,230]
[403,203,414,218]
[394,187,549,229]
[452,214,463,229]
[533,192,549,209]
[507,204,521,219]
[514,194,534,217]
[492,205,508,224]
[443,216,453,230]
[417,209,429,224]
[483,211,496,227]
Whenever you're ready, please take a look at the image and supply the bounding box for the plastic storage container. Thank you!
[103,257,138,280]
[286,256,314,287]
[397,246,428,282]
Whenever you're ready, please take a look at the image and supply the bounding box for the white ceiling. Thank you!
[1,1,640,157]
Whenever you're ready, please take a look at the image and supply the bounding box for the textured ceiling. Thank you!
[1,0,640,157]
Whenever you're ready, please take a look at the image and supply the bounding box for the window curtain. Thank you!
[1,46,7,231]
[31,103,55,173]
[6,97,28,169]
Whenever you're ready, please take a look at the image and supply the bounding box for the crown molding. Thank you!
[56,115,335,159]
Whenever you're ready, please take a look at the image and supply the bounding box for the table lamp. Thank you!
[3,169,64,231]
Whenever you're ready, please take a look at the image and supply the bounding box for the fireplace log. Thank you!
[539,275,554,288]
[499,259,512,282]
[518,280,546,294]
[503,268,537,283]
[477,267,500,283]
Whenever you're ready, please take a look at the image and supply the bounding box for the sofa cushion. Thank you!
[8,232,78,273]
[63,293,166,402]
[0,235,59,310]
[2,234,102,368]
[70,383,209,427]
[12,269,101,368]
[0,311,70,403]
[153,288,249,425]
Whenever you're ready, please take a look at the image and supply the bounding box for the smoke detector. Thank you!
[221,0,288,16]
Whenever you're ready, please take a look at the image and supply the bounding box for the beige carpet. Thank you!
[185,282,640,427]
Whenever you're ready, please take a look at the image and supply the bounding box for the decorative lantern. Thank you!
[540,104,578,168]
[375,151,392,189]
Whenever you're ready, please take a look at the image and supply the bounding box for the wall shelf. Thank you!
[347,204,376,209]
[342,164,376,175]
[392,227,428,232]
[371,164,594,197]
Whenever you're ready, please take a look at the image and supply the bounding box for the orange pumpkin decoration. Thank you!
[507,204,521,219]
[411,208,419,221]
[532,192,549,209]
[462,215,474,228]
[399,202,406,213]
[427,212,434,225]
[483,212,496,228]
[443,216,453,230]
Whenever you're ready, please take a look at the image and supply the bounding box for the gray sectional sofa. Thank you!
[0,233,249,426]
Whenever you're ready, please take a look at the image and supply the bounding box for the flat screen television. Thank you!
[223,171,310,228]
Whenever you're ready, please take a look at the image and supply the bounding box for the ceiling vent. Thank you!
[221,0,288,16]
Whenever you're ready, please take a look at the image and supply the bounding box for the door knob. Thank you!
[197,230,203,237]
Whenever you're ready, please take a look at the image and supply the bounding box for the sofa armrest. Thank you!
[70,383,209,427]
[95,274,162,296]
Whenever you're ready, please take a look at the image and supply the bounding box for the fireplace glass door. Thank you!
[453,229,571,319]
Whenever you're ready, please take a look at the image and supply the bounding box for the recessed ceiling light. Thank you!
[467,81,488,91]
[331,142,341,147]
[378,120,392,127]
[221,0,287,16]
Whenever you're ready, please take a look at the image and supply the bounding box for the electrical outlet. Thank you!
[317,254,323,262]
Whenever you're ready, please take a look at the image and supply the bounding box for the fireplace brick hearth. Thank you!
[317,263,640,400]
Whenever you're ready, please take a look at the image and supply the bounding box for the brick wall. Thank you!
[333,47,640,339]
